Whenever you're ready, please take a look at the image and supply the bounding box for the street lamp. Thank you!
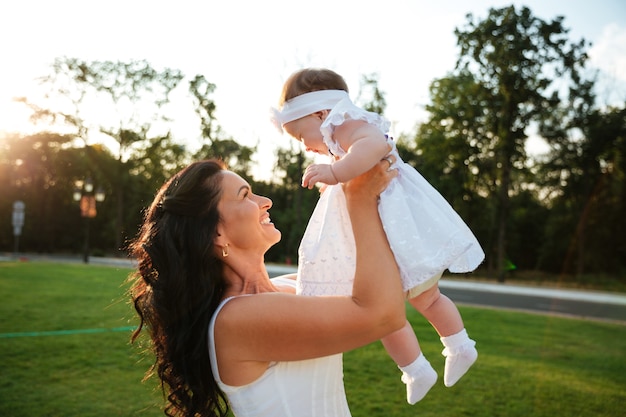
[73,177,105,263]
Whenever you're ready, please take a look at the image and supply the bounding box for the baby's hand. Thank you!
[302,163,339,189]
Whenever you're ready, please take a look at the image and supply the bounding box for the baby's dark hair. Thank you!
[279,68,349,106]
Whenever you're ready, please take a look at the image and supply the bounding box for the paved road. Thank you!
[3,255,625,324]
[438,280,626,324]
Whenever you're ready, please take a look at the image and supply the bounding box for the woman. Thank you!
[128,157,404,417]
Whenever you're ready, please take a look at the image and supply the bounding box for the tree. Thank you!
[445,5,592,280]
[189,75,256,177]
[356,73,387,115]
[16,58,191,253]
[0,132,118,254]
[407,71,495,270]
[539,105,626,276]
[259,143,316,263]
[8,57,262,257]
[13,58,254,255]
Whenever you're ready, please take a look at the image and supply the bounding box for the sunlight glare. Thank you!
[0,96,35,135]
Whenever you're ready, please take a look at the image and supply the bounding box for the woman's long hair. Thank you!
[128,159,229,417]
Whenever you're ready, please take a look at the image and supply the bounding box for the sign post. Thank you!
[12,201,25,256]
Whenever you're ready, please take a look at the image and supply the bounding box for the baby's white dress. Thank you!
[297,98,485,297]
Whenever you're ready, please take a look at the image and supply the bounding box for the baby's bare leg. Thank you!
[381,320,419,367]
[408,284,463,337]
[408,283,477,387]
[381,321,437,404]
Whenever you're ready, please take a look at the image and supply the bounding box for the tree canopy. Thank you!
[406,5,604,281]
[1,5,625,284]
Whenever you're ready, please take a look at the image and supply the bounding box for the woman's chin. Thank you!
[269,228,282,245]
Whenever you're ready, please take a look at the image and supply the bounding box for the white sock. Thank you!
[440,328,478,387]
[399,353,438,404]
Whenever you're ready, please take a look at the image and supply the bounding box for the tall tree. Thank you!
[15,58,211,253]
[189,75,256,177]
[449,5,592,280]
[356,73,387,115]
[0,132,118,254]
[538,105,626,276]
[410,71,495,270]
[16,58,189,253]
[264,145,315,263]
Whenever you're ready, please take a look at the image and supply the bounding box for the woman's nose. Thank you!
[256,195,272,209]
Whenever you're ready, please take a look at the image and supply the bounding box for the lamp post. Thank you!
[73,178,105,263]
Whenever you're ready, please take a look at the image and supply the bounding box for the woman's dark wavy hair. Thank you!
[128,159,229,417]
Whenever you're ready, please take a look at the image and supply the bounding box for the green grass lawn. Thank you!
[1,261,624,417]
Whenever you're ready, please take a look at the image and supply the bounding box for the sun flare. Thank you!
[0,97,35,135]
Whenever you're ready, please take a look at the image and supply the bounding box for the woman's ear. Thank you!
[214,226,225,246]
[214,228,229,258]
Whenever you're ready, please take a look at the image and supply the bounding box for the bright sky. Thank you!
[1,0,625,180]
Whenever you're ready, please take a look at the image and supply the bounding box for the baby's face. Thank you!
[284,114,328,155]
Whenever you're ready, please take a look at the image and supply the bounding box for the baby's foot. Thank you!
[442,343,478,387]
[399,354,437,404]
[401,366,437,404]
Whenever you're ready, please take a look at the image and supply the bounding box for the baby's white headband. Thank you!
[270,89,349,133]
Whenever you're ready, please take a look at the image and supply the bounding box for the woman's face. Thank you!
[216,171,281,255]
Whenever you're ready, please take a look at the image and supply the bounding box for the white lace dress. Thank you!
[297,98,485,298]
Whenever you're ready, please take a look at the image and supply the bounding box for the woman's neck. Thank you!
[221,257,274,298]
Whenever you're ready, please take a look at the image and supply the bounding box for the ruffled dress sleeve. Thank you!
[320,98,391,158]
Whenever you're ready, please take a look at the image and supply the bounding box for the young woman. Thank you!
[128,157,404,417]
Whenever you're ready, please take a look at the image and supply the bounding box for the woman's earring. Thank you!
[222,243,229,258]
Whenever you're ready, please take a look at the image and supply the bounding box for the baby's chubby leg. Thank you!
[381,320,420,367]
[408,283,463,336]
[408,283,477,387]
[381,321,437,404]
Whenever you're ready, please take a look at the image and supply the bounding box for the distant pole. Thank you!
[73,178,105,264]
[12,201,25,257]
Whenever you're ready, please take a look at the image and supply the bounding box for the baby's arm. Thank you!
[301,120,390,189]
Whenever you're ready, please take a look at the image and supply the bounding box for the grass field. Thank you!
[1,261,624,417]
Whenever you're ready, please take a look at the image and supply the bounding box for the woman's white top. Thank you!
[297,98,485,297]
[208,278,351,417]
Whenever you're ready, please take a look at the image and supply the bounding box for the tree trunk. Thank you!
[497,151,511,283]
[115,187,124,255]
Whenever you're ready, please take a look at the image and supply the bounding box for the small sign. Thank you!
[12,201,25,236]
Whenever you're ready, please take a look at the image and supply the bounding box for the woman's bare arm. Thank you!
[217,158,405,365]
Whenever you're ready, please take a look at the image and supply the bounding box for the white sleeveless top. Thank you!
[208,278,351,417]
